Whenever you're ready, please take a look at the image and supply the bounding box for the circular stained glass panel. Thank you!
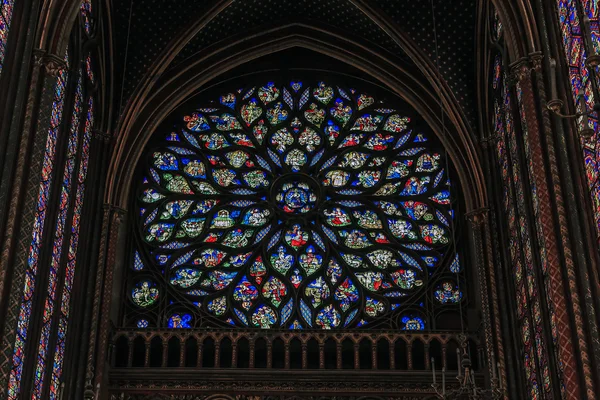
[133,80,460,329]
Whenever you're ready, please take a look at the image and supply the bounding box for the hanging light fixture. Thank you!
[430,334,503,399]
[547,3,599,139]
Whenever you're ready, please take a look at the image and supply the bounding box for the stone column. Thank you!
[513,58,591,399]
[0,49,68,396]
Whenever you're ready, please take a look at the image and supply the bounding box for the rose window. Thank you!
[130,81,462,330]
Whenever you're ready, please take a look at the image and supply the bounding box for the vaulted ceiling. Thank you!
[110,0,479,129]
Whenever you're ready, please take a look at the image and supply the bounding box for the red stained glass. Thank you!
[80,0,92,35]
[557,0,600,234]
[130,80,461,331]
[0,0,15,75]
[49,98,94,399]
[32,73,83,399]
[490,40,541,397]
[8,49,69,400]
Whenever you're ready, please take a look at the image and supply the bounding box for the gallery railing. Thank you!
[109,329,481,372]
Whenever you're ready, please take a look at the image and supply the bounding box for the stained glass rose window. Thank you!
[130,81,462,330]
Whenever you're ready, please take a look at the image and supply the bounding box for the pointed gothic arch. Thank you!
[107,24,487,214]
[0,0,598,398]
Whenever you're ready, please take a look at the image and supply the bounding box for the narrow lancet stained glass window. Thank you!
[0,0,15,75]
[32,72,83,399]
[49,97,93,399]
[491,10,550,396]
[557,0,600,234]
[129,81,462,330]
[8,50,69,400]
[492,63,543,399]
[80,0,92,35]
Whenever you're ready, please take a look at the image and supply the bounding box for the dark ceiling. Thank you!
[111,0,478,129]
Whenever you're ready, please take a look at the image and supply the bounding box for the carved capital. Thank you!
[529,52,544,73]
[33,49,67,77]
[93,129,112,143]
[102,204,127,224]
[465,207,489,226]
[509,58,531,84]
[479,134,501,150]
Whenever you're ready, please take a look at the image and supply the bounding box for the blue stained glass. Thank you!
[290,81,303,92]
[399,252,422,271]
[137,319,149,328]
[131,81,459,332]
[160,241,189,250]
[399,147,426,156]
[242,87,256,100]
[231,188,256,195]
[0,0,16,76]
[321,225,338,244]
[229,200,255,207]
[300,300,312,327]
[413,133,428,142]
[80,0,92,34]
[433,169,445,188]
[34,72,84,400]
[186,289,209,296]
[434,281,463,304]
[134,251,145,271]
[167,132,180,141]
[401,315,425,330]
[336,200,362,207]
[394,132,412,149]
[267,230,282,251]
[283,87,294,109]
[320,155,337,170]
[10,49,69,400]
[450,253,461,273]
[299,87,310,108]
[171,250,194,269]
[167,146,197,155]
[402,243,433,251]
[337,189,362,195]
[436,210,449,226]
[183,131,202,149]
[149,168,161,184]
[144,208,158,227]
[280,299,294,325]
[220,93,236,108]
[310,148,325,166]
[384,292,408,298]
[168,313,192,328]
[289,320,303,329]
[234,308,249,325]
[255,155,272,171]
[311,230,326,251]
[156,254,171,264]
[254,225,272,244]
[337,86,352,101]
[344,309,358,326]
[375,108,395,114]
[557,0,600,236]
[268,148,281,167]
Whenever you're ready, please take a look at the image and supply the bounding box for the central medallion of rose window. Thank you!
[273,176,319,214]
[135,81,458,330]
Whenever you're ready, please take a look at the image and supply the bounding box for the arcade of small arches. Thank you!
[0,0,598,399]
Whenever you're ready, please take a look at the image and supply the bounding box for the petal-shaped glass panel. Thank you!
[132,81,459,329]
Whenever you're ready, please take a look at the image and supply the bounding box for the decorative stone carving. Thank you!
[33,49,67,77]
